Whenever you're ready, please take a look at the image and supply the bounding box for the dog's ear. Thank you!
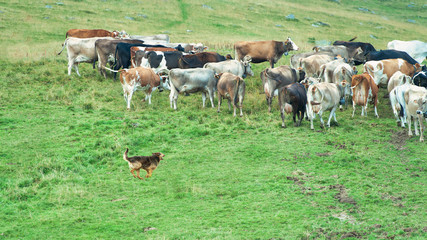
[152,152,161,156]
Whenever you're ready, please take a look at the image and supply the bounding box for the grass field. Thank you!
[1,0,426,239]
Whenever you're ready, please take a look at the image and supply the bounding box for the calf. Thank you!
[278,82,307,128]
[115,67,169,109]
[364,58,418,87]
[169,68,217,109]
[216,73,246,117]
[351,73,379,118]
[404,85,427,141]
[203,56,253,78]
[307,82,345,130]
[260,65,305,112]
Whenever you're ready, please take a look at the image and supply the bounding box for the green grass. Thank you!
[1,0,426,239]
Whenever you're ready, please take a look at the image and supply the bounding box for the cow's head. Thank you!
[111,30,120,38]
[415,95,427,118]
[157,69,170,91]
[241,55,254,78]
[283,37,299,56]
[119,30,129,39]
[191,43,207,53]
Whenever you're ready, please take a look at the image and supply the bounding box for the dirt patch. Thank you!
[329,184,357,205]
[389,130,410,150]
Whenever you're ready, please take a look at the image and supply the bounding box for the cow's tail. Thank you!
[123,148,130,162]
[102,66,124,73]
[57,39,67,55]
[234,77,241,105]
[348,36,357,42]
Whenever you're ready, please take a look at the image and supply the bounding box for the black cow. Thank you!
[333,38,376,65]
[178,52,231,69]
[356,49,419,65]
[413,65,427,88]
[278,82,307,128]
[135,51,184,70]
[113,42,171,79]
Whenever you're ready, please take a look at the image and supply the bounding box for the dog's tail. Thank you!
[123,148,130,162]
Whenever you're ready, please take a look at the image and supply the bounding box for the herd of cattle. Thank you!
[57,29,427,142]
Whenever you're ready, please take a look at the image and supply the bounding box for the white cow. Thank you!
[387,40,427,64]
[387,71,411,93]
[389,83,412,128]
[59,37,114,76]
[169,68,217,110]
[306,82,345,130]
[203,56,253,78]
[404,85,427,141]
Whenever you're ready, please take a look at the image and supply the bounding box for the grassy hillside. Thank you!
[0,0,426,239]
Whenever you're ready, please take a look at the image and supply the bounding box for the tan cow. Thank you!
[306,82,346,130]
[363,58,418,87]
[319,57,347,83]
[387,71,411,93]
[65,29,124,39]
[216,73,246,117]
[107,67,170,109]
[404,85,427,142]
[351,73,379,118]
[299,54,335,78]
[235,38,299,68]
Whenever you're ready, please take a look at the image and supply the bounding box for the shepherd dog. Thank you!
[123,148,165,180]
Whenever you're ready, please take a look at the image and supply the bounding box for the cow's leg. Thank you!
[74,63,81,77]
[233,100,237,117]
[169,87,178,109]
[407,115,413,136]
[67,59,75,76]
[228,98,232,111]
[239,98,243,117]
[327,107,337,127]
[319,112,325,129]
[267,97,272,113]
[414,116,419,136]
[217,94,222,113]
[146,88,154,104]
[310,113,315,130]
[281,108,286,128]
[352,100,356,117]
[418,114,424,142]
[201,92,207,108]
[208,90,215,108]
[127,91,134,110]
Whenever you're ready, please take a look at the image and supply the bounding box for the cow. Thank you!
[130,46,178,68]
[355,49,420,66]
[387,71,411,93]
[58,37,114,76]
[135,51,183,71]
[65,29,125,39]
[178,52,230,69]
[306,82,346,130]
[215,72,246,117]
[412,65,427,88]
[129,34,170,43]
[234,38,299,68]
[278,82,307,128]
[168,68,217,109]
[299,54,335,78]
[290,51,335,69]
[94,39,144,78]
[389,83,412,127]
[364,58,419,87]
[260,65,305,112]
[159,43,207,53]
[312,45,350,60]
[404,85,427,141]
[113,42,157,79]
[333,37,376,65]
[203,56,253,78]
[319,57,347,83]
[350,73,379,118]
[387,40,427,64]
[104,66,169,109]
[332,63,357,110]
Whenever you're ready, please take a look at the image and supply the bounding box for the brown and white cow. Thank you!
[306,82,346,130]
[299,54,335,78]
[363,58,419,87]
[65,29,125,39]
[260,65,305,112]
[404,85,427,142]
[351,73,379,118]
[215,72,246,117]
[104,67,169,109]
[58,37,114,76]
[235,38,299,68]
[387,71,411,93]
